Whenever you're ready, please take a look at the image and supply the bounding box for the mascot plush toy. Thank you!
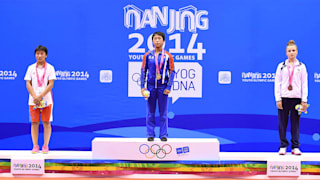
[295,104,310,115]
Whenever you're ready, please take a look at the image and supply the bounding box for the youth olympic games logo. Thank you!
[139,144,172,159]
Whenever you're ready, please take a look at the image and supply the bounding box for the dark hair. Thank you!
[152,31,165,41]
[34,45,48,55]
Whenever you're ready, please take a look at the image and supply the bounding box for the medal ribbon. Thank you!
[287,61,295,87]
[162,57,168,84]
[36,62,47,87]
[154,49,165,75]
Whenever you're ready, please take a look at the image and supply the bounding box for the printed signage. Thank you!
[11,158,44,175]
[267,159,300,177]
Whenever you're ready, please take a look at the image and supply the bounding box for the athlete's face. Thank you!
[152,34,164,49]
[35,50,47,64]
[286,45,298,60]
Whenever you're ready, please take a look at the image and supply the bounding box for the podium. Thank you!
[92,138,220,161]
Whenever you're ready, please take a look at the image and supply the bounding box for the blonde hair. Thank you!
[287,40,297,50]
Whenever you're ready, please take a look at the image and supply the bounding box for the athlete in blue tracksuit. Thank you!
[140,31,175,142]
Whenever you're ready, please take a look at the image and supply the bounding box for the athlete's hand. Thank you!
[276,101,283,110]
[141,89,145,97]
[34,100,40,106]
[301,102,308,112]
[163,89,171,95]
[33,96,41,106]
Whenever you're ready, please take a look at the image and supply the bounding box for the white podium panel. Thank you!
[92,138,219,161]
[267,156,301,176]
[11,157,44,174]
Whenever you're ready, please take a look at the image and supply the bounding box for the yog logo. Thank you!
[315,72,320,83]
[139,144,172,159]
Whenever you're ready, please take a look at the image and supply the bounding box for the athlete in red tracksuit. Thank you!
[140,32,175,142]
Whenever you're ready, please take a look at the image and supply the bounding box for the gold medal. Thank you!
[156,73,161,80]
[288,85,293,91]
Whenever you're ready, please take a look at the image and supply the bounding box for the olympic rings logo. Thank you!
[131,73,141,86]
[139,144,172,159]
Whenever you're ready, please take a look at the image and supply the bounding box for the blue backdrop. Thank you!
[0,0,319,152]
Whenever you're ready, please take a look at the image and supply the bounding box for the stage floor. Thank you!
[1,150,320,179]
[1,150,320,161]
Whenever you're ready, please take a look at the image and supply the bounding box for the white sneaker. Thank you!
[292,148,302,155]
[279,147,287,155]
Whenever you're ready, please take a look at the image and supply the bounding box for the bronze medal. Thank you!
[288,84,293,91]
[156,73,161,80]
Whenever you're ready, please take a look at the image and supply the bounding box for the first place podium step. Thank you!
[92,138,220,161]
